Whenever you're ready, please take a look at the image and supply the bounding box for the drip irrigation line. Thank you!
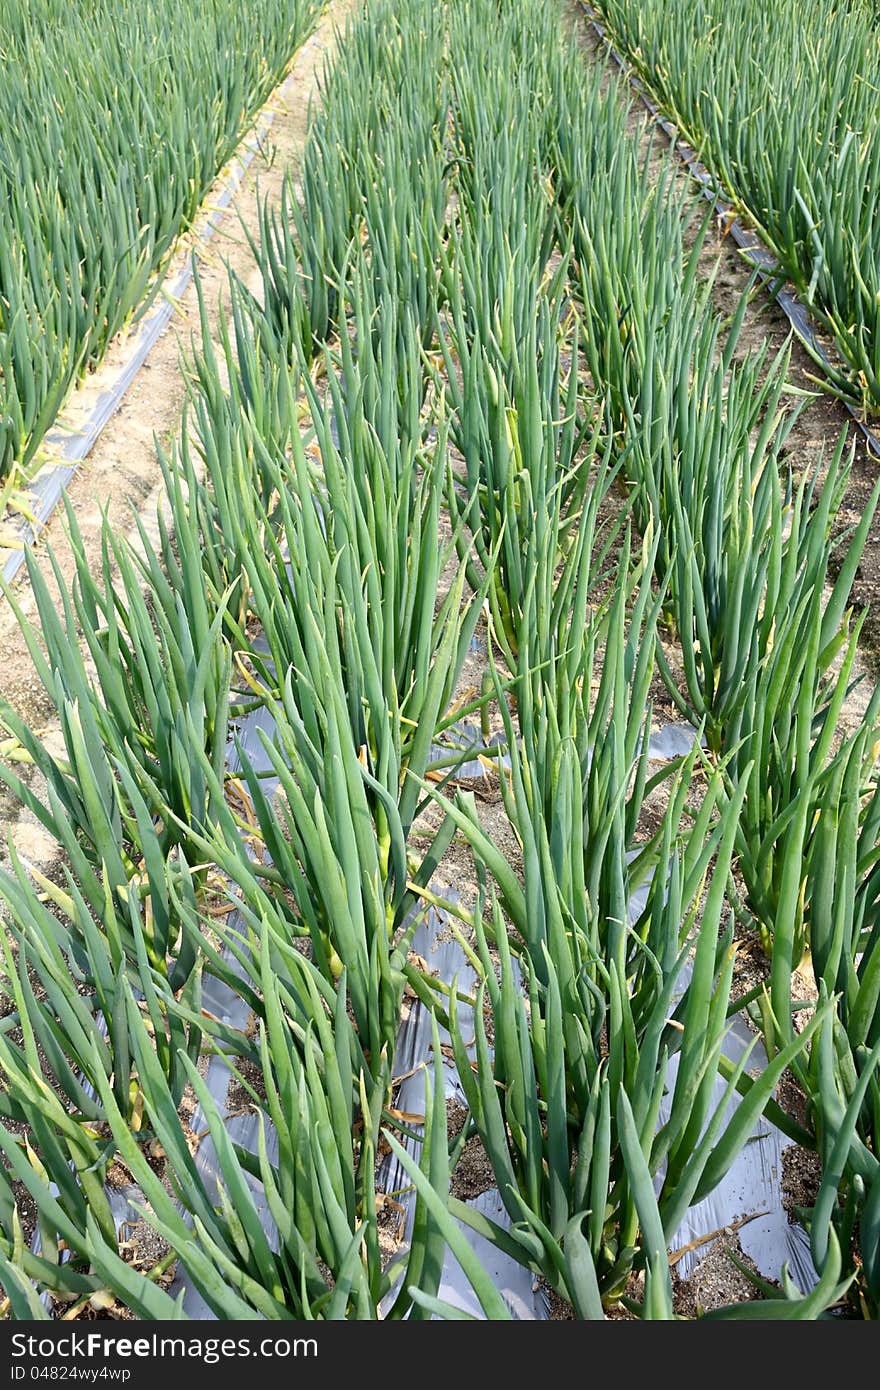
[581,1,880,463]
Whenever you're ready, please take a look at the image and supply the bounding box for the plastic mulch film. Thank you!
[378,905,550,1320]
[27,688,815,1316]
[646,722,818,1294]
[167,673,286,1316]
[660,1009,816,1291]
[165,925,283,1319]
[431,717,511,783]
[195,707,813,1310]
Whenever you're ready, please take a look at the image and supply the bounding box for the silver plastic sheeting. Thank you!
[27,660,817,1315]
[380,901,548,1320]
[383,691,820,1318]
[434,1189,550,1320]
[428,716,510,783]
[165,677,286,1316]
[660,1009,816,1291]
[166,1006,283,1317]
[647,721,703,762]
[32,1180,144,1312]
[429,709,696,786]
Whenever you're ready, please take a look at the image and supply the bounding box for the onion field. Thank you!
[0,0,878,1324]
[590,0,880,415]
[0,0,320,500]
